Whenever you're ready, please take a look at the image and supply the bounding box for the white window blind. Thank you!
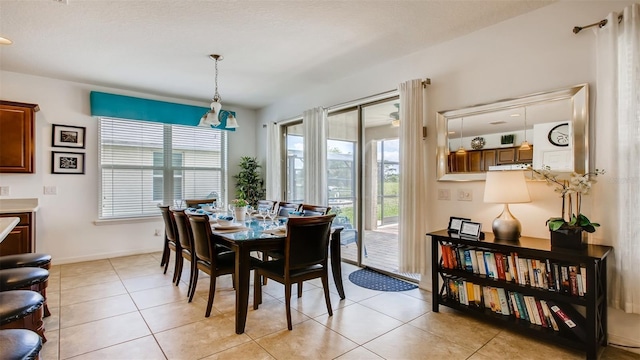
[99,117,227,219]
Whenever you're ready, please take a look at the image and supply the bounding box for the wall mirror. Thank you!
[436,84,589,181]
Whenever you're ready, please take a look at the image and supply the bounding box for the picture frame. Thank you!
[448,217,471,233]
[52,124,85,149]
[459,220,482,239]
[52,151,85,174]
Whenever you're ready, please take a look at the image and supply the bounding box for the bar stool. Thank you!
[0,254,52,271]
[0,268,50,318]
[0,290,45,342]
[0,329,43,360]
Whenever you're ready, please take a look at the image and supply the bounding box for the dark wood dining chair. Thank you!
[301,204,331,216]
[170,209,197,298]
[253,214,336,330]
[184,198,216,209]
[158,205,181,283]
[277,202,302,217]
[256,200,277,211]
[188,214,258,317]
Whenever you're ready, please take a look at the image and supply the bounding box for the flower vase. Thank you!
[234,206,247,223]
[550,226,588,250]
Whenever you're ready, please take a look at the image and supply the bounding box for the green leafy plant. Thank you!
[530,166,605,233]
[233,156,265,208]
[231,198,249,207]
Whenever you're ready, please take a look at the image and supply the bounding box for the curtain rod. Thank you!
[573,14,623,34]
[325,78,431,111]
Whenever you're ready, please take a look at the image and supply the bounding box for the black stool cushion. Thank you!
[0,254,51,270]
[0,268,49,291]
[0,291,44,325]
[0,329,43,360]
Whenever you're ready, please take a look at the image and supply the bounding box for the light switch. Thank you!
[43,186,57,195]
[0,186,9,196]
[438,189,451,200]
[457,189,473,201]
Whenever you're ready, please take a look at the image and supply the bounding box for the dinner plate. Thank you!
[213,223,243,230]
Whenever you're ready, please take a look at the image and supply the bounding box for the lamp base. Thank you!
[492,204,521,241]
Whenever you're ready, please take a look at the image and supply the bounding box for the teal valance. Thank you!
[89,91,236,131]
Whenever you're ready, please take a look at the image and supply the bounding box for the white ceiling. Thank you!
[0,0,553,110]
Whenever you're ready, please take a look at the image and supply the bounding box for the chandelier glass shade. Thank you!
[200,54,238,128]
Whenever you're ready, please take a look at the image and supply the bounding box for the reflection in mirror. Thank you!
[436,84,589,181]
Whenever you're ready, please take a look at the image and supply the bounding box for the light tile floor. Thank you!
[40,252,639,360]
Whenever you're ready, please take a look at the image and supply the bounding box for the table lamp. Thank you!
[483,170,531,240]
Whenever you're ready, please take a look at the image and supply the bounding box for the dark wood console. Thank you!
[428,229,612,359]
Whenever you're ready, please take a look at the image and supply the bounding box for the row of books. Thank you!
[443,277,586,342]
[440,244,588,297]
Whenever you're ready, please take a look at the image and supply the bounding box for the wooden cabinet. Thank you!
[429,230,611,359]
[447,146,533,173]
[0,212,35,255]
[0,101,39,173]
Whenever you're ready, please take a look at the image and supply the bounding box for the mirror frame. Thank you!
[436,84,589,181]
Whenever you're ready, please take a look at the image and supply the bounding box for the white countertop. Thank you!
[0,198,39,213]
[0,217,20,243]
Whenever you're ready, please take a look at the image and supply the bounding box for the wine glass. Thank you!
[258,207,268,225]
[267,208,278,227]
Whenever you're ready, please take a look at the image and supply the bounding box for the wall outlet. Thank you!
[437,189,451,200]
[457,189,473,201]
[154,229,162,236]
[0,186,9,196]
[43,186,57,195]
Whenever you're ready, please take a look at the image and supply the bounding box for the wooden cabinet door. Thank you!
[496,148,516,164]
[0,225,31,255]
[517,146,534,162]
[0,101,39,173]
[468,151,482,172]
[482,150,497,171]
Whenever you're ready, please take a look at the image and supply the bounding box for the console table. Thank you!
[428,229,612,359]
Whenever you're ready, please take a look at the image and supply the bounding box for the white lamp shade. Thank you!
[226,113,239,128]
[484,171,531,204]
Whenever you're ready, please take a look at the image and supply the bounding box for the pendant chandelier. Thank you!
[199,54,239,128]
[456,117,467,155]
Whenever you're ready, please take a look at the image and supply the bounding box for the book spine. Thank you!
[580,266,587,295]
[494,253,506,280]
[441,245,450,269]
[527,259,536,287]
[509,292,520,319]
[576,271,584,297]
[512,253,520,284]
[534,299,548,328]
[518,258,529,286]
[464,250,474,272]
[545,259,556,291]
[525,296,542,325]
[553,263,561,293]
[497,288,510,315]
[561,266,570,294]
[469,249,479,274]
[460,280,468,305]
[569,266,578,296]
[476,251,487,276]
[540,300,558,331]
[547,300,587,342]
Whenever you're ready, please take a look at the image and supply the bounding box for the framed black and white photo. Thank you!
[52,151,85,174]
[52,124,85,149]
[448,217,471,233]
[459,221,482,239]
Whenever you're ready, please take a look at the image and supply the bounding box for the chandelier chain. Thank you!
[214,57,221,102]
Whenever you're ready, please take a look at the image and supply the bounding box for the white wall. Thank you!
[256,0,640,352]
[0,71,258,264]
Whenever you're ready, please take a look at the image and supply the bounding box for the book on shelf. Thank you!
[546,300,587,342]
[495,253,506,280]
[496,288,511,315]
[540,300,559,331]
[569,266,579,296]
[534,299,549,328]
[476,251,487,276]
[580,266,587,295]
[469,249,479,274]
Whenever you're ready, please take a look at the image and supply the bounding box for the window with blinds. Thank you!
[99,117,227,219]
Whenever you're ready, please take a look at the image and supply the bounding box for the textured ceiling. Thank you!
[0,0,553,109]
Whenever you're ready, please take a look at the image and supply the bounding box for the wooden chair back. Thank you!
[158,205,178,243]
[170,208,193,252]
[301,204,331,216]
[285,214,336,271]
[184,198,216,209]
[277,202,302,217]
[188,214,215,264]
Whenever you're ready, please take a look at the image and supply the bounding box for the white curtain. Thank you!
[398,79,429,274]
[266,122,282,201]
[303,107,328,205]
[595,3,640,314]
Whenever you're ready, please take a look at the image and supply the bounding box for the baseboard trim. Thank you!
[51,247,161,265]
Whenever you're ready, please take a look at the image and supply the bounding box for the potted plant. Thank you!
[530,166,605,249]
[233,156,265,208]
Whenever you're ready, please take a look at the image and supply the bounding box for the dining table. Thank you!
[210,217,345,334]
